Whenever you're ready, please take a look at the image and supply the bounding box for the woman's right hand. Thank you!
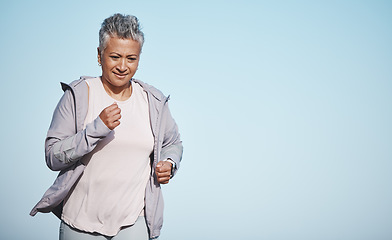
[99,103,121,130]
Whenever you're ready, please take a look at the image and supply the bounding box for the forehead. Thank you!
[105,37,141,54]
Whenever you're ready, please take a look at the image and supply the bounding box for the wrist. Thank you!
[164,158,176,177]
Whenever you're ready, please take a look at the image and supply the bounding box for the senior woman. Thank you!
[30,13,183,240]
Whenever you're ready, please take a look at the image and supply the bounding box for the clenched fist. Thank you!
[99,103,121,130]
[156,161,173,184]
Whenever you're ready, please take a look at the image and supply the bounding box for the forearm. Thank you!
[45,116,111,171]
[159,103,183,177]
[161,142,182,168]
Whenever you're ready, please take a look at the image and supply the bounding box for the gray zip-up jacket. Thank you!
[30,76,183,239]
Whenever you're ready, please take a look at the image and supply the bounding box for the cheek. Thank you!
[133,61,140,69]
[128,63,139,71]
[102,61,115,70]
[101,64,113,76]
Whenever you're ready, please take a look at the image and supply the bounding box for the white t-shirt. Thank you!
[62,77,154,236]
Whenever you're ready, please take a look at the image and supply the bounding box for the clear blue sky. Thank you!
[0,0,391,239]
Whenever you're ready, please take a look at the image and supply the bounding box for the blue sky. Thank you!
[0,1,391,239]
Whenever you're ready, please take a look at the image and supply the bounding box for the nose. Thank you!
[116,59,127,72]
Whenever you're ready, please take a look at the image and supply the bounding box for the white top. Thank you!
[62,77,154,236]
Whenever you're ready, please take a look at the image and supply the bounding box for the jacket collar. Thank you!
[61,76,168,103]
[132,78,167,102]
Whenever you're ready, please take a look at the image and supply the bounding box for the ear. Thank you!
[97,47,102,65]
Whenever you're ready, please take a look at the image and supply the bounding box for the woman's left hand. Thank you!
[155,161,172,184]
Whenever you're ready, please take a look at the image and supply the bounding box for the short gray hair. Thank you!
[99,13,144,53]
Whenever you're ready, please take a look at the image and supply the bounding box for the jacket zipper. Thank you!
[149,95,170,238]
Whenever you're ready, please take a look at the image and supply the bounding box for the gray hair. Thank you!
[98,13,144,53]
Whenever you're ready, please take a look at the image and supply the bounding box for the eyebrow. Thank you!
[109,52,139,56]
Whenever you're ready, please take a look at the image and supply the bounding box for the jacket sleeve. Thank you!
[160,103,183,177]
[45,88,111,171]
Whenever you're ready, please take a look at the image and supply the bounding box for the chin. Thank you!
[110,75,132,82]
[112,79,131,87]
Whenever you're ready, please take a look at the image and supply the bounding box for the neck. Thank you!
[101,78,132,101]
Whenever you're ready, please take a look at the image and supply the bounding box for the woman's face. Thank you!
[98,36,141,90]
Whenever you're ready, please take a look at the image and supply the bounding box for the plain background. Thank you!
[0,0,391,239]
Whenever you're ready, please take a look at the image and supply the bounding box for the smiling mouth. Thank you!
[114,72,127,79]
